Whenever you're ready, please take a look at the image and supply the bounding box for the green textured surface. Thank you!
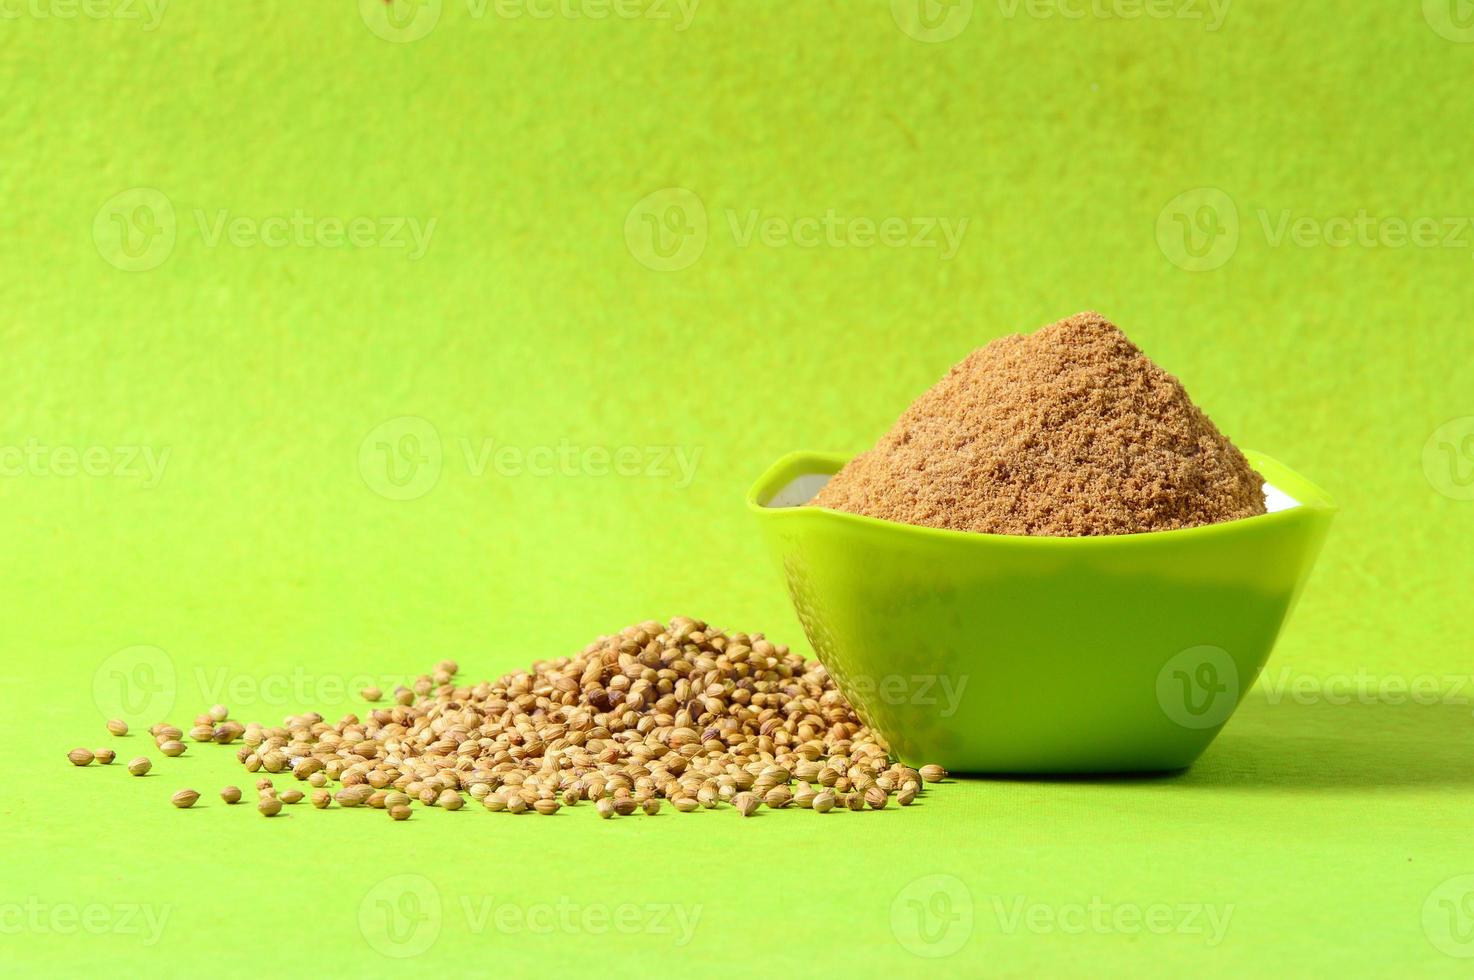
[4,1,1474,975]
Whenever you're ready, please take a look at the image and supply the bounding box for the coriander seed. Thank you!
[220,786,242,804]
[312,789,332,808]
[67,748,94,767]
[106,719,128,737]
[127,756,151,776]
[280,789,304,805]
[159,740,186,757]
[596,798,616,819]
[171,789,200,808]
[258,797,282,817]
[919,764,947,783]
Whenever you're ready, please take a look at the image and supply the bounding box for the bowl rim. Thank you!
[747,448,1336,547]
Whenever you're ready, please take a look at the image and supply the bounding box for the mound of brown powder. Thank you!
[810,312,1266,536]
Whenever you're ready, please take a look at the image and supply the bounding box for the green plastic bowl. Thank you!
[747,450,1336,774]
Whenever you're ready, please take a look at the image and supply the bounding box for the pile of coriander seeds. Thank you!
[69,618,949,819]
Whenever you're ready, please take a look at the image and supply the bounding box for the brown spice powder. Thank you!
[810,311,1266,537]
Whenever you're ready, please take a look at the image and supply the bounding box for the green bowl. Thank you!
[747,450,1336,774]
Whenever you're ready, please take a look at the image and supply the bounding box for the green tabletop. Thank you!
[5,2,1474,976]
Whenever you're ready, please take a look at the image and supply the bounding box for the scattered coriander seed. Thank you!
[919,764,947,783]
[368,791,389,809]
[389,804,412,821]
[258,797,282,817]
[94,748,116,765]
[208,704,229,723]
[764,787,792,809]
[171,789,200,808]
[897,787,917,806]
[534,799,561,815]
[312,789,331,808]
[865,787,889,810]
[280,789,304,805]
[438,790,464,810]
[641,798,661,816]
[106,719,128,737]
[256,778,273,791]
[385,792,411,810]
[734,792,759,817]
[308,771,327,788]
[596,798,616,819]
[813,791,835,813]
[67,748,94,767]
[188,724,214,742]
[159,740,186,757]
[613,798,638,816]
[847,793,867,812]
[506,797,528,815]
[127,756,151,776]
[154,725,182,741]
[483,793,508,813]
[793,783,816,809]
[361,685,382,702]
[673,797,699,813]
[220,786,242,804]
[437,659,459,676]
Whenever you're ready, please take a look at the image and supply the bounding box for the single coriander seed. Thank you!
[280,789,304,805]
[67,748,94,767]
[220,786,242,804]
[159,740,186,757]
[258,797,282,817]
[127,756,152,776]
[106,719,129,737]
[919,764,947,783]
[171,789,200,808]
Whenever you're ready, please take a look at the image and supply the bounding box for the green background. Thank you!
[5,0,1474,975]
